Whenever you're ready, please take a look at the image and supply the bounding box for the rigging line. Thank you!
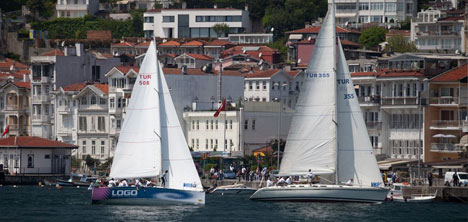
[153,130,161,139]
[153,87,160,94]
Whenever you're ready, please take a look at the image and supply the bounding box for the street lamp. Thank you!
[274,82,287,171]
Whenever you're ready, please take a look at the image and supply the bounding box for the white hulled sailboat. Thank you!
[249,3,388,203]
[91,41,205,205]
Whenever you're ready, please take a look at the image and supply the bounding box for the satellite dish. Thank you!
[243,49,246,54]
[297,58,301,64]
[308,36,312,41]
[270,27,274,32]
[258,59,264,65]
[259,53,262,57]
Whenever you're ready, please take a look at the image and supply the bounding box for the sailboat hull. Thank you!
[250,184,389,203]
[91,187,205,205]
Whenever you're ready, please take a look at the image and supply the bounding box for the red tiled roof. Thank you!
[205,40,234,47]
[0,58,28,70]
[183,53,212,60]
[0,136,77,148]
[86,30,112,40]
[287,70,301,77]
[93,83,108,94]
[163,68,207,75]
[112,42,135,47]
[287,26,360,34]
[63,82,87,91]
[245,69,279,78]
[160,53,177,58]
[11,81,31,89]
[182,40,203,46]
[386,30,411,36]
[382,71,424,77]
[0,72,26,80]
[294,38,359,46]
[351,72,380,77]
[160,40,181,46]
[15,70,31,75]
[213,70,244,76]
[115,66,140,74]
[431,64,468,82]
[341,39,360,47]
[40,49,64,56]
[438,16,464,21]
[135,41,150,47]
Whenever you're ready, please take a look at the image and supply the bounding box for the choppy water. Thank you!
[0,186,467,222]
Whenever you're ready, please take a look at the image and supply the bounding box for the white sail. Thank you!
[157,60,203,191]
[336,40,383,187]
[110,41,162,179]
[279,5,337,176]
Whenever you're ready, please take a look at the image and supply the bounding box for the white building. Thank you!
[410,8,466,54]
[332,0,416,25]
[244,69,304,109]
[143,7,251,38]
[227,33,274,44]
[56,0,99,18]
[0,81,31,137]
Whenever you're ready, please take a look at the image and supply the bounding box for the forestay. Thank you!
[336,40,383,187]
[110,41,161,179]
[279,5,337,176]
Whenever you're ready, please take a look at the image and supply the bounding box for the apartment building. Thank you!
[331,0,416,25]
[56,0,99,18]
[411,8,466,54]
[0,81,31,137]
[425,64,467,162]
[143,7,251,38]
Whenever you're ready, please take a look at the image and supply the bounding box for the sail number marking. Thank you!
[139,74,151,85]
[306,73,330,78]
[344,94,354,99]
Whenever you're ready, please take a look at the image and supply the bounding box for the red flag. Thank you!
[2,125,9,137]
[213,99,226,117]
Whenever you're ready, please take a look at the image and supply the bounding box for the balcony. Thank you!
[430,143,463,153]
[56,4,88,11]
[429,97,458,106]
[57,106,72,113]
[358,96,380,105]
[381,96,418,106]
[9,124,30,136]
[5,105,28,111]
[32,76,53,83]
[32,95,50,103]
[430,120,462,130]
[463,121,468,133]
[366,122,382,130]
[32,115,50,122]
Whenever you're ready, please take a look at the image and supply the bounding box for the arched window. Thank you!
[27,154,34,168]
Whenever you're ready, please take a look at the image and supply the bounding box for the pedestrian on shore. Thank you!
[241,166,247,181]
[391,171,396,183]
[261,167,267,180]
[229,164,234,172]
[427,172,433,186]
[453,171,459,187]
[250,171,254,182]
[210,167,215,177]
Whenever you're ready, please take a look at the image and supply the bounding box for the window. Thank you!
[256,81,260,90]
[82,141,86,154]
[92,141,96,154]
[116,119,121,129]
[210,120,213,129]
[206,120,209,129]
[385,3,396,12]
[359,2,369,10]
[196,120,199,130]
[162,16,175,22]
[101,141,105,154]
[244,120,248,130]
[110,98,115,108]
[215,120,218,129]
[81,97,87,105]
[90,95,97,105]
[215,139,218,149]
[44,154,50,159]
[263,81,267,90]
[192,120,195,130]
[205,139,208,149]
[98,116,105,131]
[229,120,233,129]
[252,119,256,130]
[144,16,154,23]
[79,117,87,131]
[249,81,252,90]
[92,65,100,82]
[196,139,199,148]
[27,154,34,168]
[191,139,194,148]
[91,116,96,130]
[100,98,106,105]
[229,139,233,150]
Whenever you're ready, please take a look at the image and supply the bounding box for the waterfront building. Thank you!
[214,53,272,72]
[425,64,467,162]
[227,33,274,44]
[174,53,213,69]
[56,0,99,18]
[0,57,28,73]
[203,40,234,59]
[410,8,466,54]
[331,0,416,26]
[220,45,280,65]
[0,136,77,175]
[111,42,136,56]
[286,25,360,43]
[29,44,121,140]
[243,69,304,109]
[180,40,204,55]
[143,7,251,38]
[0,81,31,137]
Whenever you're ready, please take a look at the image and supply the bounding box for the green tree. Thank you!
[358,26,387,48]
[99,157,113,170]
[386,35,417,53]
[71,156,81,169]
[267,36,288,62]
[213,23,230,37]
[26,0,55,20]
[85,155,99,169]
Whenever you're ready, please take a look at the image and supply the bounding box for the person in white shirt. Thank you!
[277,177,286,186]
[286,176,292,185]
[145,180,152,187]
[135,179,142,187]
[229,164,234,172]
[307,169,315,185]
[121,179,128,187]
[108,178,116,187]
[346,178,354,186]
[266,178,273,187]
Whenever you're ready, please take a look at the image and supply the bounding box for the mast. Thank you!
[331,0,339,185]
[155,40,164,178]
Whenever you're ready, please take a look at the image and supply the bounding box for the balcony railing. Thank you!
[32,76,52,83]
[430,143,463,153]
[431,120,461,129]
[32,95,50,102]
[56,4,88,11]
[430,96,458,105]
[381,96,418,105]
[5,105,28,111]
[366,122,382,130]
[358,96,380,104]
[32,115,50,122]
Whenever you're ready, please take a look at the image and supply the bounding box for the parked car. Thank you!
[223,170,236,179]
[444,172,468,187]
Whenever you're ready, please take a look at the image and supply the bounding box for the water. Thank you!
[1,186,467,222]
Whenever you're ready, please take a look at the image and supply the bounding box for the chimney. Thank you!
[75,43,84,57]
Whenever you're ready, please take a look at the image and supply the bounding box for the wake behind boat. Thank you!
[250,1,388,203]
[91,41,205,205]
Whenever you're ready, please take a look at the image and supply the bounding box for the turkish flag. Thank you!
[2,125,9,137]
[213,99,226,117]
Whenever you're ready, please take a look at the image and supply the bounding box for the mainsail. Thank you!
[279,4,337,176]
[336,40,383,186]
[110,41,161,179]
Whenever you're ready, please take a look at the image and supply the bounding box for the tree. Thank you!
[359,26,387,49]
[85,155,99,169]
[213,23,230,37]
[26,0,55,20]
[386,35,417,53]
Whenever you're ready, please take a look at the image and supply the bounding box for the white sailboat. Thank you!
[250,3,388,203]
[91,41,205,205]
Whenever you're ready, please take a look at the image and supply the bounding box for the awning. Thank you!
[458,134,468,146]
[433,134,456,138]
[289,34,303,40]
[432,165,464,169]
[378,159,414,170]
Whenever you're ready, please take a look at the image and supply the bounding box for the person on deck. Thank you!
[266,178,273,187]
[277,177,286,186]
[307,169,315,185]
[286,176,292,185]
[161,170,168,187]
[345,178,354,186]
[121,179,128,187]
[135,179,142,187]
[427,172,433,187]
[108,178,116,187]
